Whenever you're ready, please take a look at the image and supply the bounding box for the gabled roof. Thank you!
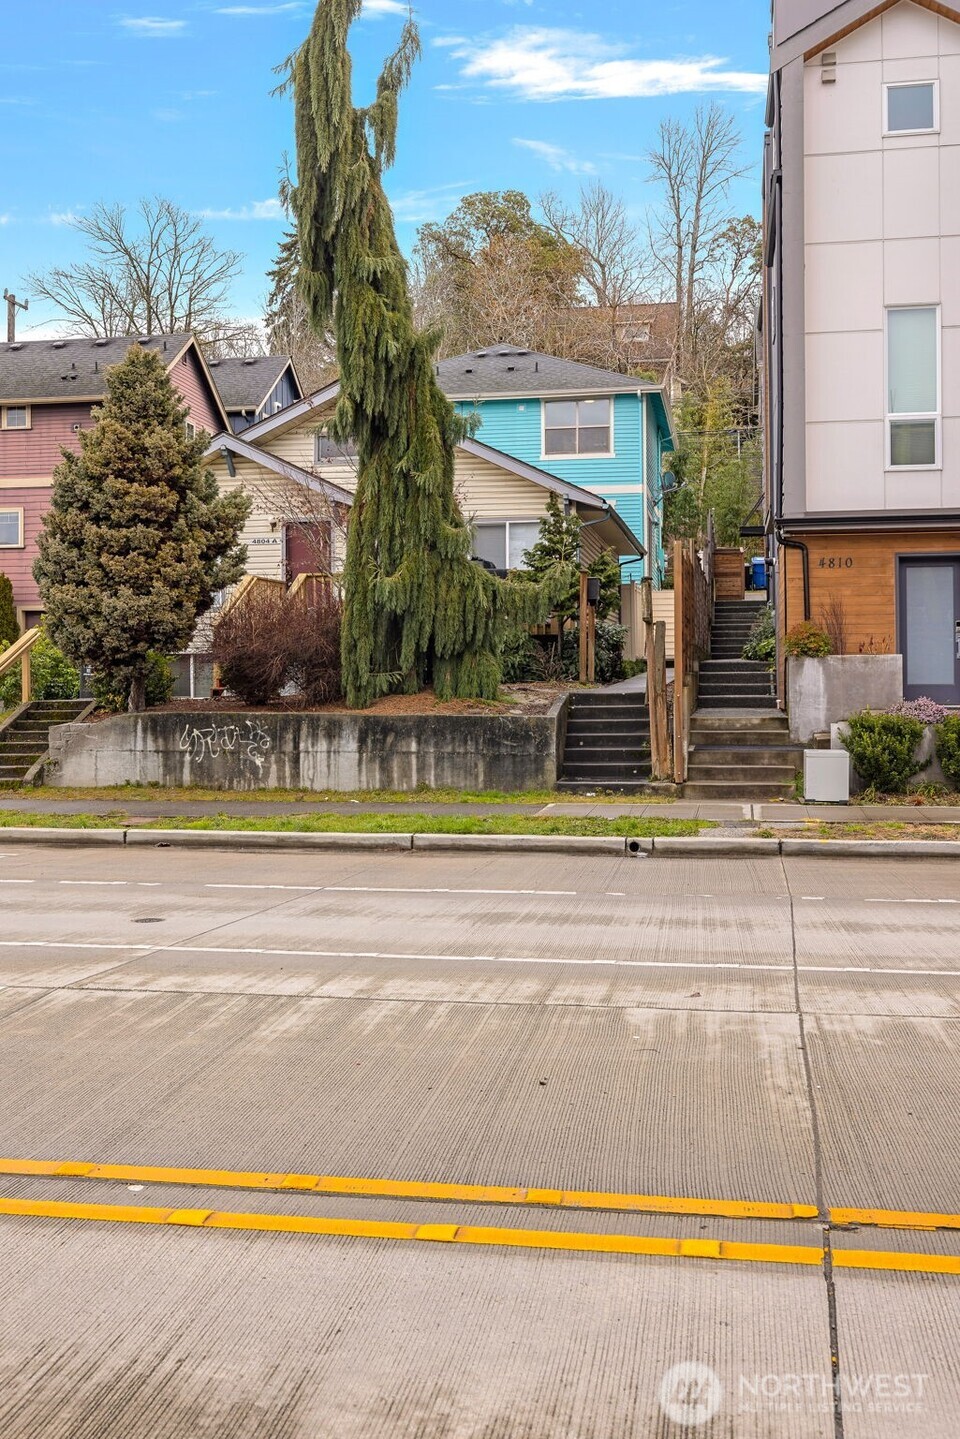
[437,345,658,399]
[239,381,341,443]
[772,0,960,68]
[207,354,299,414]
[0,332,189,403]
[205,431,354,507]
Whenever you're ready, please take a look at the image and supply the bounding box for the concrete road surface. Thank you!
[1,842,959,1437]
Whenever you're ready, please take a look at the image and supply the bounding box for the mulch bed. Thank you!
[85,684,569,721]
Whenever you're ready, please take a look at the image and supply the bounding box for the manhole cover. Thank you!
[133,917,165,924]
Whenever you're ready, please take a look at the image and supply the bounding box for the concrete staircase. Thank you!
[558,692,653,794]
[0,698,91,787]
[684,713,803,800]
[698,601,776,710]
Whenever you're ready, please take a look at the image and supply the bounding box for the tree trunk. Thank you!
[128,672,147,713]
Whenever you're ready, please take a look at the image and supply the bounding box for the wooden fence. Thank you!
[672,538,714,782]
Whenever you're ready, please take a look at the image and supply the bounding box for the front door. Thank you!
[899,557,960,704]
[284,522,331,584]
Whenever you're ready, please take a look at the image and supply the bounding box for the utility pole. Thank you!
[3,291,28,344]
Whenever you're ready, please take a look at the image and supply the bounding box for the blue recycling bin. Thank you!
[751,557,767,591]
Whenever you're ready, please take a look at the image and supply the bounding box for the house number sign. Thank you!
[818,557,854,569]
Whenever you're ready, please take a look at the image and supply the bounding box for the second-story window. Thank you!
[887,306,939,469]
[543,398,612,457]
[886,82,937,135]
[2,405,30,430]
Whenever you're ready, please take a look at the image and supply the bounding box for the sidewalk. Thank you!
[1,794,958,824]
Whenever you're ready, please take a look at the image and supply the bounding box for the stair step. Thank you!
[556,781,668,795]
[682,782,795,801]
[695,696,778,709]
[690,746,803,766]
[687,764,798,784]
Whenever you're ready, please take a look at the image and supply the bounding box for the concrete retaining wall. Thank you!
[46,703,568,793]
[787,655,903,743]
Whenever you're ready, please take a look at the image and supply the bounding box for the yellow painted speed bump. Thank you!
[0,1195,958,1276]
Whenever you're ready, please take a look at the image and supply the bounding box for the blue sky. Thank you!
[0,0,770,336]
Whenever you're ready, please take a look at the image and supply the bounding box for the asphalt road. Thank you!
[1,842,959,1437]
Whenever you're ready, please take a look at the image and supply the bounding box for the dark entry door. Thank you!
[899,557,960,704]
[284,522,331,583]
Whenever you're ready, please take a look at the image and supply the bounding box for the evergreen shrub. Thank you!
[742,606,776,666]
[935,715,960,792]
[841,711,927,794]
[0,574,17,647]
[0,630,79,709]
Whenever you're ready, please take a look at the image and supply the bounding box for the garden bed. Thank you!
[81,683,568,722]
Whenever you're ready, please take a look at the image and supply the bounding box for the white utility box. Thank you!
[804,749,850,804]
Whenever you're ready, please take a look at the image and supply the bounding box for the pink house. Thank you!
[0,333,228,629]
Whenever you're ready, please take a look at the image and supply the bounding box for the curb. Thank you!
[0,827,958,858]
[653,837,782,856]
[411,834,631,855]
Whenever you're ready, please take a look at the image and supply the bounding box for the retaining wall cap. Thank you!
[124,829,415,852]
[411,833,628,855]
[652,837,782,856]
[780,838,960,859]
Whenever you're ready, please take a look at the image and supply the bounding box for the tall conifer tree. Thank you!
[282,0,562,706]
[34,346,249,711]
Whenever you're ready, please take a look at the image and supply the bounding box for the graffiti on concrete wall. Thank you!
[178,720,273,772]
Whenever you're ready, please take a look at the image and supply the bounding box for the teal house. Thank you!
[436,346,676,584]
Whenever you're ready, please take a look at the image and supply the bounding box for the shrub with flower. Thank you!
[887,697,950,725]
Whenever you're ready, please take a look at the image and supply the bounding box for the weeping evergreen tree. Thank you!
[282,0,564,706]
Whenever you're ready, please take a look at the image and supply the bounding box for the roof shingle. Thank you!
[435,345,659,399]
[0,333,194,403]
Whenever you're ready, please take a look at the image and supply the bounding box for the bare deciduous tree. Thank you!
[29,198,247,345]
[647,104,754,395]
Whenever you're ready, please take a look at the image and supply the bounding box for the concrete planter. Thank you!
[46,703,569,794]
[787,655,903,744]
[831,721,948,792]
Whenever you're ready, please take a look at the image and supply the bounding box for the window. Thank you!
[543,397,612,457]
[316,431,358,462]
[1,405,30,430]
[0,508,24,547]
[184,420,196,440]
[472,521,540,572]
[886,81,937,135]
[887,307,940,468]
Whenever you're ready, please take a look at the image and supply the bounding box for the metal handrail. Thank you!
[0,627,41,704]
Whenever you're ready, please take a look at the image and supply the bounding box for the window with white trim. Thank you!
[472,520,540,572]
[543,397,612,457]
[0,508,24,547]
[1,405,30,430]
[885,81,937,135]
[887,307,940,469]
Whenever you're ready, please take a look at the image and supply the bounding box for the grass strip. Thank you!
[18,782,674,808]
[0,811,703,838]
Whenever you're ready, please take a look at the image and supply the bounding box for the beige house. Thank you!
[185,384,645,696]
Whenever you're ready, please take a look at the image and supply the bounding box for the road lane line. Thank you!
[0,1158,817,1222]
[0,1195,957,1274]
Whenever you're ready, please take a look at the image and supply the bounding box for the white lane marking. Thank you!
[59,881,133,887]
[800,896,825,900]
[864,898,960,905]
[4,938,960,979]
[0,880,35,885]
[325,886,580,897]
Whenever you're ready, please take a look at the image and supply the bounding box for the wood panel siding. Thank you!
[172,346,225,436]
[652,590,677,661]
[715,549,746,601]
[781,529,960,654]
[0,485,52,611]
[0,403,88,478]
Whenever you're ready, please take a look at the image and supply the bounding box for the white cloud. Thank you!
[215,3,304,14]
[388,181,473,224]
[448,27,767,101]
[513,138,595,173]
[196,198,285,221]
[48,211,83,226]
[362,0,409,15]
[0,215,10,226]
[118,16,188,36]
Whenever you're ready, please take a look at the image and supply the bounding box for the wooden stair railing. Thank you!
[0,627,42,704]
